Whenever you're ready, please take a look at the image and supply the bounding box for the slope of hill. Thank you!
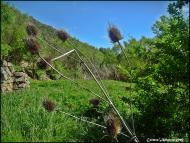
[1,2,106,79]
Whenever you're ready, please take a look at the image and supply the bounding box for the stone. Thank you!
[1,79,13,84]
[14,72,26,77]
[7,84,13,91]
[1,67,6,74]
[2,60,8,67]
[7,62,13,67]
[4,67,13,77]
[8,66,15,74]
[1,82,13,92]
[14,76,25,82]
[1,60,30,92]
[1,68,8,81]
[1,86,6,92]
[17,83,27,88]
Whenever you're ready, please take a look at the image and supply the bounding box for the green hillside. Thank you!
[1,2,105,79]
[1,1,189,142]
[1,79,133,142]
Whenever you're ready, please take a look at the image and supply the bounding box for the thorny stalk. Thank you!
[74,50,138,142]
[38,52,131,139]
[38,37,138,142]
[58,110,106,128]
[68,40,110,97]
[57,110,129,138]
[67,39,138,142]
[38,54,129,138]
[38,53,108,103]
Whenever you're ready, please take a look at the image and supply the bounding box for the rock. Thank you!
[1,68,8,81]
[8,66,15,73]
[1,60,30,93]
[2,60,8,67]
[7,62,13,67]
[1,86,6,92]
[1,82,13,92]
[1,79,14,84]
[4,67,13,77]
[14,72,27,77]
[14,76,25,82]
[17,83,27,88]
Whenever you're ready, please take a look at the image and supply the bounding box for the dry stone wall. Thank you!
[1,60,30,92]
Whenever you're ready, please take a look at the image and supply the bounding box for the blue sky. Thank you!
[8,1,171,48]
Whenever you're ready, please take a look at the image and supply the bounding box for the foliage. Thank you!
[1,79,135,142]
[132,0,189,140]
[1,0,189,141]
[1,2,104,78]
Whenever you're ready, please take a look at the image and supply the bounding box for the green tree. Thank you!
[134,0,189,140]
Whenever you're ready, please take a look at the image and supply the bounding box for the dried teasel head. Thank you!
[104,113,122,138]
[42,98,55,112]
[89,98,100,108]
[56,30,70,42]
[26,23,38,36]
[25,37,40,55]
[108,24,122,43]
[37,57,52,70]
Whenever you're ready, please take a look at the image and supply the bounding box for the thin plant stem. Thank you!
[36,38,108,102]
[57,110,129,138]
[27,28,133,142]
[58,110,106,128]
[37,37,137,142]
[65,40,138,142]
[68,40,110,97]
[117,41,137,141]
[74,50,137,142]
[38,53,108,103]
[98,135,108,142]
[37,37,80,63]
[67,39,137,142]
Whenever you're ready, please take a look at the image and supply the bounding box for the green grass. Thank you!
[1,79,137,142]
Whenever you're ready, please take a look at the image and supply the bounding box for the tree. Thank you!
[134,0,189,140]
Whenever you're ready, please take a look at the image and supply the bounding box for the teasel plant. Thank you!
[89,98,100,108]
[108,23,139,142]
[37,57,52,70]
[104,112,122,141]
[26,22,38,36]
[56,29,70,42]
[25,23,138,142]
[64,28,139,142]
[42,98,56,112]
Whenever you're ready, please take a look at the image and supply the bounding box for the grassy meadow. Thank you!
[1,79,136,142]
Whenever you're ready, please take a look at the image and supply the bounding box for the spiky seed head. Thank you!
[42,98,55,112]
[108,24,122,43]
[25,37,40,55]
[37,57,52,70]
[26,23,38,36]
[105,113,122,138]
[89,98,100,108]
[56,30,70,42]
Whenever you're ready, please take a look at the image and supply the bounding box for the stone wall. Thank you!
[1,60,30,92]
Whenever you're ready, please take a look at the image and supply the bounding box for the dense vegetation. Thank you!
[1,80,133,142]
[1,0,189,142]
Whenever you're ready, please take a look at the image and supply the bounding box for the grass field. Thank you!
[1,79,137,142]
